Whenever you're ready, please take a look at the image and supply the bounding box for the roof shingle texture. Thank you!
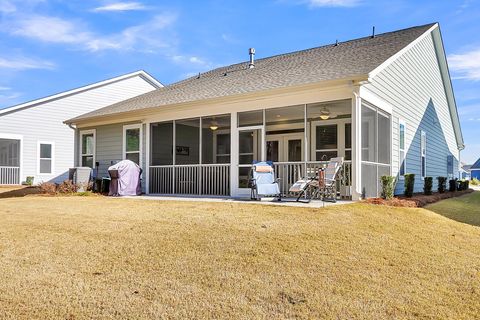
[70,23,435,122]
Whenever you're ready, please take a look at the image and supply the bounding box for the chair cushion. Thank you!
[257,183,280,196]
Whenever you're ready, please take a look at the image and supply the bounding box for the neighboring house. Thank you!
[65,23,464,199]
[460,163,471,180]
[0,71,162,185]
[471,159,480,180]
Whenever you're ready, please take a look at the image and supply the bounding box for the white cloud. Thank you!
[0,86,11,91]
[92,2,147,12]
[448,48,480,81]
[0,56,55,70]
[4,13,177,52]
[306,0,361,7]
[0,0,16,13]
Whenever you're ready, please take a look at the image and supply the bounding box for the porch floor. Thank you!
[124,194,355,208]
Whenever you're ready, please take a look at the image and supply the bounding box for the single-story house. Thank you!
[0,71,162,185]
[470,159,480,180]
[65,23,464,200]
[460,163,471,180]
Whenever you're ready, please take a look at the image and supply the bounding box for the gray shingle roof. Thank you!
[68,23,435,123]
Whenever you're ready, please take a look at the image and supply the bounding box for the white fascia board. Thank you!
[0,70,162,116]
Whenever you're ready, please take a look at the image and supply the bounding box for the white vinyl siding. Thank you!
[364,31,459,194]
[0,75,157,184]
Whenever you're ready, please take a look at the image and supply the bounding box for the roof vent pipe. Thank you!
[372,26,376,38]
[248,48,255,69]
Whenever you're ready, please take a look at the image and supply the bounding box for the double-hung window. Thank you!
[421,130,426,178]
[123,124,142,165]
[80,130,95,168]
[38,142,54,174]
[399,121,406,177]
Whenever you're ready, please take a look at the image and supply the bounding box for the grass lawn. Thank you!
[0,192,479,319]
[426,191,480,226]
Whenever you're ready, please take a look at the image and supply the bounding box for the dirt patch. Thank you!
[365,189,474,207]
[0,186,42,199]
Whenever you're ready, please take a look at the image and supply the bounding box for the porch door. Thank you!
[266,133,304,162]
[237,126,264,193]
[0,138,21,185]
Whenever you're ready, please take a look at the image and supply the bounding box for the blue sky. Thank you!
[0,0,479,163]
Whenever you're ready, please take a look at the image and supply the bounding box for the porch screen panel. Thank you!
[202,114,230,164]
[0,139,20,167]
[151,121,173,165]
[175,118,200,165]
[360,103,392,198]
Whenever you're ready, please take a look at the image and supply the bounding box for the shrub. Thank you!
[57,180,78,194]
[380,176,395,200]
[471,178,480,186]
[39,182,56,195]
[458,180,469,191]
[25,176,34,186]
[449,179,457,192]
[437,177,447,193]
[404,173,415,198]
[423,177,433,195]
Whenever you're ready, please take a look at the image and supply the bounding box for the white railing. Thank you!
[149,164,230,196]
[0,166,20,185]
[273,161,352,198]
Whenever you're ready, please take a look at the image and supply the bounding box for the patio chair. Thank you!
[319,157,344,203]
[288,167,324,203]
[249,161,281,201]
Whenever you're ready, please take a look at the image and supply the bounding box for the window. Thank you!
[315,124,338,160]
[399,121,406,177]
[38,142,53,174]
[123,124,142,165]
[80,130,95,168]
[421,130,426,178]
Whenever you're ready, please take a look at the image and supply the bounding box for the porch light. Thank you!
[320,107,330,120]
[209,121,219,131]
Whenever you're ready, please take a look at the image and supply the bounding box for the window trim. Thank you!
[311,118,351,161]
[37,141,54,175]
[123,124,143,167]
[399,120,406,179]
[79,129,96,168]
[421,130,427,179]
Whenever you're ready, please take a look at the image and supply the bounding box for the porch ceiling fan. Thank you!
[318,106,338,120]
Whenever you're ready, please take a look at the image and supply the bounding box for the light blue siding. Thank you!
[365,32,460,194]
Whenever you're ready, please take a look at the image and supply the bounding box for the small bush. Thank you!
[437,177,447,193]
[380,176,395,200]
[471,178,480,186]
[458,180,469,191]
[25,176,34,186]
[404,174,415,198]
[39,182,56,195]
[57,180,78,194]
[423,177,433,195]
[449,179,457,192]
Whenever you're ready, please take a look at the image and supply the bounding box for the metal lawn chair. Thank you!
[249,161,281,201]
[319,157,344,203]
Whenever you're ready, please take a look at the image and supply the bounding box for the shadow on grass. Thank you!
[425,191,480,227]
[0,187,42,199]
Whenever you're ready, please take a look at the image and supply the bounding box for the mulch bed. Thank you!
[364,189,474,208]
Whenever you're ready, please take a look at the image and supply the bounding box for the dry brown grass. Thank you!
[0,195,479,319]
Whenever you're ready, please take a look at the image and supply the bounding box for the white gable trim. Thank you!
[0,70,162,116]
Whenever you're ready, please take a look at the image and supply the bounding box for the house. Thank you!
[460,163,471,180]
[470,159,480,180]
[65,23,464,200]
[0,71,162,185]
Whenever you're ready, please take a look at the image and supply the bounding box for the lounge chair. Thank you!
[249,161,281,201]
[319,157,344,203]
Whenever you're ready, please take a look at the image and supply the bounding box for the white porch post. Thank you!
[352,89,362,200]
[145,121,150,194]
[230,112,239,197]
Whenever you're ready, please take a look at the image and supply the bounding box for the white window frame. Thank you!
[399,120,406,179]
[311,118,351,161]
[37,141,55,175]
[79,129,96,168]
[421,130,426,179]
[123,124,143,167]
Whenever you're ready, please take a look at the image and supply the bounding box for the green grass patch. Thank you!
[425,191,480,226]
